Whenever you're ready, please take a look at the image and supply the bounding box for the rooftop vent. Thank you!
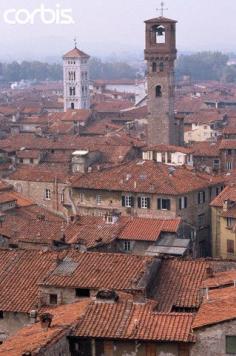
[206,266,214,278]
[39,313,53,330]
[96,289,119,302]
[125,174,132,181]
[52,257,78,276]
[37,214,45,221]
[168,167,176,176]
[136,161,145,166]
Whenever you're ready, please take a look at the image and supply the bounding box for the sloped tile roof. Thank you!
[7,165,69,183]
[75,300,195,342]
[219,139,236,150]
[71,160,224,195]
[42,250,153,291]
[193,286,236,329]
[154,259,209,312]
[118,218,181,241]
[0,250,58,313]
[0,300,90,356]
[63,47,89,59]
[210,185,236,207]
[202,270,236,289]
[191,141,220,157]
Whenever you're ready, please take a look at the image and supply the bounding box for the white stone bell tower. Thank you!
[63,41,90,112]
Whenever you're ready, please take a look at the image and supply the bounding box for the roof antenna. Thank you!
[74,37,77,49]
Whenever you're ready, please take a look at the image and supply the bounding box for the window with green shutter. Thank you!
[226,336,236,354]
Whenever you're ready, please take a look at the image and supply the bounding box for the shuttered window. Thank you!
[226,336,236,353]
[137,196,150,209]
[122,195,134,208]
[227,240,234,254]
[198,191,206,204]
[179,197,187,210]
[157,198,171,210]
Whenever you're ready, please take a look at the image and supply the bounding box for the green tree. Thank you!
[176,52,229,81]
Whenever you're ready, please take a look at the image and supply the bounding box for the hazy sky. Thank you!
[0,0,236,61]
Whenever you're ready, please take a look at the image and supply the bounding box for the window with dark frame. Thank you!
[96,194,102,205]
[226,335,236,353]
[198,191,206,204]
[155,85,162,97]
[124,241,131,251]
[49,294,58,305]
[45,188,51,200]
[159,62,164,72]
[198,214,205,228]
[75,288,90,298]
[123,195,134,208]
[227,240,234,254]
[137,196,151,209]
[157,198,171,210]
[179,196,188,210]
[227,217,233,228]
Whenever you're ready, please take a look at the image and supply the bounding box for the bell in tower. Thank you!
[144,14,179,146]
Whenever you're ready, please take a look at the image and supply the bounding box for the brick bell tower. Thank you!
[145,13,177,145]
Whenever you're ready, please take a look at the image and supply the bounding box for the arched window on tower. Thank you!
[155,25,166,44]
[152,62,157,72]
[71,103,75,109]
[159,62,164,72]
[155,85,162,97]
[70,87,76,96]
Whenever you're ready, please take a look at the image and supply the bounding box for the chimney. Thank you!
[223,200,231,212]
[206,266,214,278]
[29,310,38,324]
[133,290,146,304]
[39,313,53,331]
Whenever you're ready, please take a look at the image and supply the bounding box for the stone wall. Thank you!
[0,311,30,340]
[5,178,67,215]
[191,319,236,356]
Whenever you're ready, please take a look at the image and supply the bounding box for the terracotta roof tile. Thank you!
[72,160,224,195]
[154,259,209,312]
[75,299,195,342]
[0,300,90,356]
[118,218,181,242]
[193,286,236,329]
[42,251,153,291]
[191,141,220,157]
[16,149,41,159]
[202,270,236,289]
[143,144,192,154]
[210,185,236,207]
[0,250,58,313]
[63,47,90,59]
[7,165,69,183]
[0,192,17,205]
[219,139,236,150]
[94,100,132,113]
[64,215,127,248]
